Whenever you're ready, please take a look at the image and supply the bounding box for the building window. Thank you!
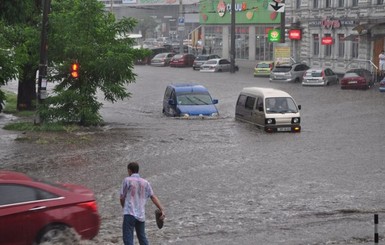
[338,0,344,7]
[377,0,384,4]
[352,38,359,58]
[313,0,318,8]
[313,34,319,56]
[325,0,331,8]
[352,0,358,6]
[324,34,332,57]
[255,26,274,61]
[338,34,345,58]
[296,0,301,8]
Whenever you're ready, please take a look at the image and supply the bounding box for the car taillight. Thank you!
[269,64,273,70]
[78,201,98,213]
[321,71,325,79]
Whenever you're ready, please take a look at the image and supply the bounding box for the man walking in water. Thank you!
[120,162,165,245]
[379,50,385,80]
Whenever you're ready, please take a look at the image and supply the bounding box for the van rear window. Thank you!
[273,66,291,72]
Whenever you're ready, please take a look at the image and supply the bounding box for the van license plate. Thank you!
[277,127,291,132]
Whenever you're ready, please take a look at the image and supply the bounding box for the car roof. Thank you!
[168,83,209,93]
[0,170,33,181]
[241,87,291,98]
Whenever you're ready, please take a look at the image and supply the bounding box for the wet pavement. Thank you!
[1,64,385,245]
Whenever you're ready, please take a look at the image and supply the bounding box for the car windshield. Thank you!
[265,97,298,114]
[257,63,270,68]
[155,53,167,58]
[205,60,217,65]
[173,55,183,59]
[343,72,360,78]
[273,66,291,72]
[305,71,322,77]
[177,93,213,105]
[196,56,209,61]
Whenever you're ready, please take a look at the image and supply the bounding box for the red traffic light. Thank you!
[71,63,79,78]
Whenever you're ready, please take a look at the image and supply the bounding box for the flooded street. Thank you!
[2,65,385,244]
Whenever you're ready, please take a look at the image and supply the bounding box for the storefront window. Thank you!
[352,38,359,58]
[229,27,249,59]
[204,26,223,56]
[324,34,332,57]
[313,34,319,56]
[255,26,273,61]
[338,34,345,58]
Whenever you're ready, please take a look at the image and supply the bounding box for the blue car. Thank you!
[162,83,219,118]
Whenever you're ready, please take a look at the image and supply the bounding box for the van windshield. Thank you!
[177,93,213,105]
[265,97,298,113]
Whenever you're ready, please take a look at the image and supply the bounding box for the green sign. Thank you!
[199,0,281,25]
[268,29,281,42]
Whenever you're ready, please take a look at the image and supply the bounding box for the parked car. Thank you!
[269,63,310,83]
[340,68,373,90]
[192,54,221,70]
[253,61,274,77]
[379,77,385,92]
[150,52,174,66]
[162,83,219,118]
[200,58,239,72]
[0,170,100,244]
[302,68,339,86]
[169,53,196,67]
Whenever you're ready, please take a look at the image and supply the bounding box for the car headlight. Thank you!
[291,117,300,123]
[265,118,276,124]
[211,112,219,117]
[182,114,190,118]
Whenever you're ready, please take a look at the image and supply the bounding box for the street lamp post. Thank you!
[230,0,236,73]
[179,0,184,54]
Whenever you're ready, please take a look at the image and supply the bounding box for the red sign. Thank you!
[288,29,301,40]
[321,36,333,45]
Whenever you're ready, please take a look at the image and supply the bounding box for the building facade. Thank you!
[285,0,385,74]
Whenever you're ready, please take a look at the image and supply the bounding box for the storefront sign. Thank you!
[288,29,301,40]
[309,18,357,28]
[268,29,281,42]
[321,36,333,45]
[322,18,341,29]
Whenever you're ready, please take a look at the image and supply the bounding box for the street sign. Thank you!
[268,2,285,12]
[268,29,281,42]
[178,17,185,25]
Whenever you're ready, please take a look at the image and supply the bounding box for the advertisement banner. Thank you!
[199,0,281,25]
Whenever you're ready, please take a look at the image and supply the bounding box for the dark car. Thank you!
[340,68,373,90]
[379,77,385,92]
[192,54,221,70]
[0,170,100,244]
[169,53,196,67]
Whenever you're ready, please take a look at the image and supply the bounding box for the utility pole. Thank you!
[35,0,51,124]
[280,0,285,43]
[230,0,236,73]
[179,0,184,54]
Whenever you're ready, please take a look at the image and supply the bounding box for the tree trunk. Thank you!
[17,64,37,111]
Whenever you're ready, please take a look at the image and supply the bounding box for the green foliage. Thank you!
[39,0,145,126]
[2,90,35,116]
[3,121,78,132]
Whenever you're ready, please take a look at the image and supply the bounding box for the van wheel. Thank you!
[294,78,300,83]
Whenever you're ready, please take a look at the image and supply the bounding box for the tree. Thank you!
[0,0,42,111]
[135,16,158,40]
[39,0,144,125]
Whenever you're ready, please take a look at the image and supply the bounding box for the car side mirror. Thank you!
[212,99,218,104]
[298,105,301,110]
[168,99,176,105]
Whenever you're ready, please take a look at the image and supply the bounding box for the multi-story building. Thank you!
[285,0,385,74]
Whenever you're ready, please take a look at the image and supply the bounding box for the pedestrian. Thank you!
[120,162,165,245]
[202,46,207,55]
[379,50,385,79]
[209,46,212,54]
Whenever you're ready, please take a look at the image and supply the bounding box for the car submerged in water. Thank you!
[162,83,219,118]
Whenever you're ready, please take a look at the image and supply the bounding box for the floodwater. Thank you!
[1,65,385,245]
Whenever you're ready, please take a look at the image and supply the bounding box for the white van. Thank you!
[235,87,301,132]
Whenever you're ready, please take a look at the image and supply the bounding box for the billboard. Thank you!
[199,0,281,25]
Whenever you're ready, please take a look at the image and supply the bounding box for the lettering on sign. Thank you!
[322,18,341,29]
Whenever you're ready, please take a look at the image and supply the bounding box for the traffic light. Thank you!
[70,62,79,78]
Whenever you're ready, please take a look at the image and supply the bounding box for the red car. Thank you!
[169,53,196,67]
[0,170,100,244]
[340,68,374,90]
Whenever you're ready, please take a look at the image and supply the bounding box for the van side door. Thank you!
[250,96,265,127]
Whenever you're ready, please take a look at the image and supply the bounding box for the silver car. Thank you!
[200,58,239,72]
[302,68,339,86]
[150,52,174,66]
[269,63,310,83]
[192,54,221,70]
